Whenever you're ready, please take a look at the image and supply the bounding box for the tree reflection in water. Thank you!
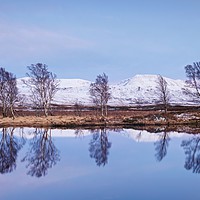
[22,128,60,178]
[0,128,25,174]
[89,128,112,167]
[74,129,84,138]
[154,130,170,161]
[181,135,200,173]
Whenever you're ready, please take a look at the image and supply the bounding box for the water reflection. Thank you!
[74,128,84,137]
[21,128,60,178]
[181,135,200,173]
[89,128,112,167]
[154,130,170,161]
[0,128,25,174]
[2,128,200,200]
[1,127,200,178]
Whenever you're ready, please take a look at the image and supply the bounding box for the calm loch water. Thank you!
[0,127,200,200]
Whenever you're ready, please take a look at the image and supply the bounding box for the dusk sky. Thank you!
[0,0,199,82]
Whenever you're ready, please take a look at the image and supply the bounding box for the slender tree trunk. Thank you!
[164,103,168,122]
[95,106,97,117]
[164,97,167,115]
[164,105,167,115]
[2,107,6,118]
[44,107,48,117]
[101,103,104,117]
[10,105,15,119]
[2,104,7,118]
[43,102,48,117]
[105,104,108,117]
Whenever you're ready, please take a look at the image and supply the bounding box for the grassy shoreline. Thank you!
[0,112,200,132]
[0,105,200,132]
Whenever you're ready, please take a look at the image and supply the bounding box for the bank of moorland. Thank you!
[0,106,200,131]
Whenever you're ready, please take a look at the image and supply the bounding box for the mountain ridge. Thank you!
[17,74,195,106]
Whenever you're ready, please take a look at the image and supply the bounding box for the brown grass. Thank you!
[0,104,199,128]
[0,106,200,129]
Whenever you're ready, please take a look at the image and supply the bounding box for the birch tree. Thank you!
[156,75,170,115]
[184,62,200,101]
[0,68,18,118]
[23,63,59,116]
[89,73,111,117]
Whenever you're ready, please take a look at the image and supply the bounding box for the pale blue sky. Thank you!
[0,0,199,82]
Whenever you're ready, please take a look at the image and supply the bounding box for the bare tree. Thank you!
[156,75,170,115]
[89,73,111,117]
[0,67,18,118]
[23,63,59,117]
[184,62,200,101]
[74,100,83,117]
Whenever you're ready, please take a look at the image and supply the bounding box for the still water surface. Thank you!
[0,127,200,200]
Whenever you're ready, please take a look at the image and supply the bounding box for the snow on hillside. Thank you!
[17,74,195,106]
[110,74,193,105]
[17,78,91,105]
[54,79,91,105]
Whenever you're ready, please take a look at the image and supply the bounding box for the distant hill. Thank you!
[17,74,196,106]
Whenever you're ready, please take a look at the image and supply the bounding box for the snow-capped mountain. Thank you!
[17,74,195,106]
[110,75,193,105]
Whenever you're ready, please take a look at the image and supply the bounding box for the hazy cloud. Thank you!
[0,22,93,59]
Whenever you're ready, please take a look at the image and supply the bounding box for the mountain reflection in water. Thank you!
[0,127,198,176]
[1,127,200,200]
